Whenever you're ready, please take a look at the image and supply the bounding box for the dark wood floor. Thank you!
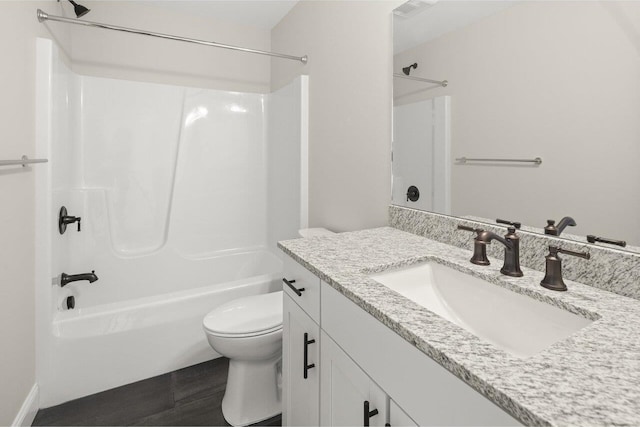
[33,358,282,426]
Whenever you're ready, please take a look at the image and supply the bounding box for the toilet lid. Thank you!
[203,291,283,337]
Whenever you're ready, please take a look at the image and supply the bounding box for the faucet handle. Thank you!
[541,246,590,291]
[457,225,490,266]
[587,235,627,248]
[549,245,590,260]
[457,224,482,234]
[496,218,521,229]
[544,220,558,235]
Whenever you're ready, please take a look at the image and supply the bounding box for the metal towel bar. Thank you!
[0,155,48,167]
[456,157,542,165]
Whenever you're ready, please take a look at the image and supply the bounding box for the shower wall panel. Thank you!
[170,89,267,257]
[79,77,184,255]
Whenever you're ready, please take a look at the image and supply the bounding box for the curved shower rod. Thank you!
[394,73,448,87]
[36,9,308,64]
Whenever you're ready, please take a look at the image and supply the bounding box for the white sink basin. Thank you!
[369,262,593,358]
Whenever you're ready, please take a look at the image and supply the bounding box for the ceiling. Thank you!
[394,1,515,53]
[130,1,299,30]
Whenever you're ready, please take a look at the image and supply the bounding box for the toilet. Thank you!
[203,291,284,426]
[203,228,334,426]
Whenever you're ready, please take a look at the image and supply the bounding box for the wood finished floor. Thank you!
[32,358,282,426]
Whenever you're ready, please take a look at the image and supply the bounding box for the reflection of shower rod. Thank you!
[394,73,448,87]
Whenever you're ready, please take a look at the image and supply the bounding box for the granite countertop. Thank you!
[462,215,640,254]
[278,227,640,427]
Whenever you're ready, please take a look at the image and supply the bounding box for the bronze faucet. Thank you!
[540,246,590,291]
[457,225,523,277]
[60,271,98,287]
[457,225,490,266]
[544,216,576,236]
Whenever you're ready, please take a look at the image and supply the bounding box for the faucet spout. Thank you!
[477,230,510,248]
[61,271,98,287]
[556,216,577,235]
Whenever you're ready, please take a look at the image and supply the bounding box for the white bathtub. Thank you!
[40,250,282,408]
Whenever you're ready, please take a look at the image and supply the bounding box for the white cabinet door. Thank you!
[389,399,418,427]
[320,331,388,427]
[283,294,320,426]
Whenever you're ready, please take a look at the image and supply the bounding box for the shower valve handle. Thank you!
[59,206,82,234]
[62,215,82,231]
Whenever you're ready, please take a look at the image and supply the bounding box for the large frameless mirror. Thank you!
[392,0,640,252]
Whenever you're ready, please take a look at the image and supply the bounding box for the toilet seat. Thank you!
[206,325,282,339]
[203,291,283,338]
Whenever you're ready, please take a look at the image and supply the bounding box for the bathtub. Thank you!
[40,249,282,408]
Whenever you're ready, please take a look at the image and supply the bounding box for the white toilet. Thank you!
[203,228,334,426]
[203,291,284,426]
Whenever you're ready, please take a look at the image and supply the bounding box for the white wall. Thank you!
[271,0,400,232]
[394,1,640,244]
[63,1,273,92]
[267,76,309,249]
[392,97,451,214]
[0,2,68,425]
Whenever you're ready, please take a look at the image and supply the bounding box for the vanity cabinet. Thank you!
[281,253,521,426]
[320,331,387,426]
[282,257,321,426]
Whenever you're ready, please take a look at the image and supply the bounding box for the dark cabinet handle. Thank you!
[364,400,379,426]
[283,278,305,297]
[303,332,316,379]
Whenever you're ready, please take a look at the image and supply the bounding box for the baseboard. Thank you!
[12,384,39,427]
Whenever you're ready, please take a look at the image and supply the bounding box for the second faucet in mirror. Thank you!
[544,217,576,236]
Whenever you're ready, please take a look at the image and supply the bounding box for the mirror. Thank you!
[392,0,640,252]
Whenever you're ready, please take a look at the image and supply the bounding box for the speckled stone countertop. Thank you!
[278,227,640,427]
[462,215,640,254]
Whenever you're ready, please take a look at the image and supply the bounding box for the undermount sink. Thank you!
[369,262,593,358]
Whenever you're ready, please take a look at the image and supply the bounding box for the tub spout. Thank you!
[61,271,98,287]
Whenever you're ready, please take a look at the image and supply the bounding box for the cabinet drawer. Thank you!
[282,254,321,322]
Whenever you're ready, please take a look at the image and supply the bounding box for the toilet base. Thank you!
[221,355,282,426]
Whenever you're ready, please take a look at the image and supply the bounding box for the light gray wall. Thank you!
[67,1,273,92]
[0,2,68,424]
[271,1,400,232]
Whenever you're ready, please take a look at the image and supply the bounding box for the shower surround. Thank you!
[35,38,308,407]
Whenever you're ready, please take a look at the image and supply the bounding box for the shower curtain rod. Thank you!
[36,9,308,64]
[394,73,448,87]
